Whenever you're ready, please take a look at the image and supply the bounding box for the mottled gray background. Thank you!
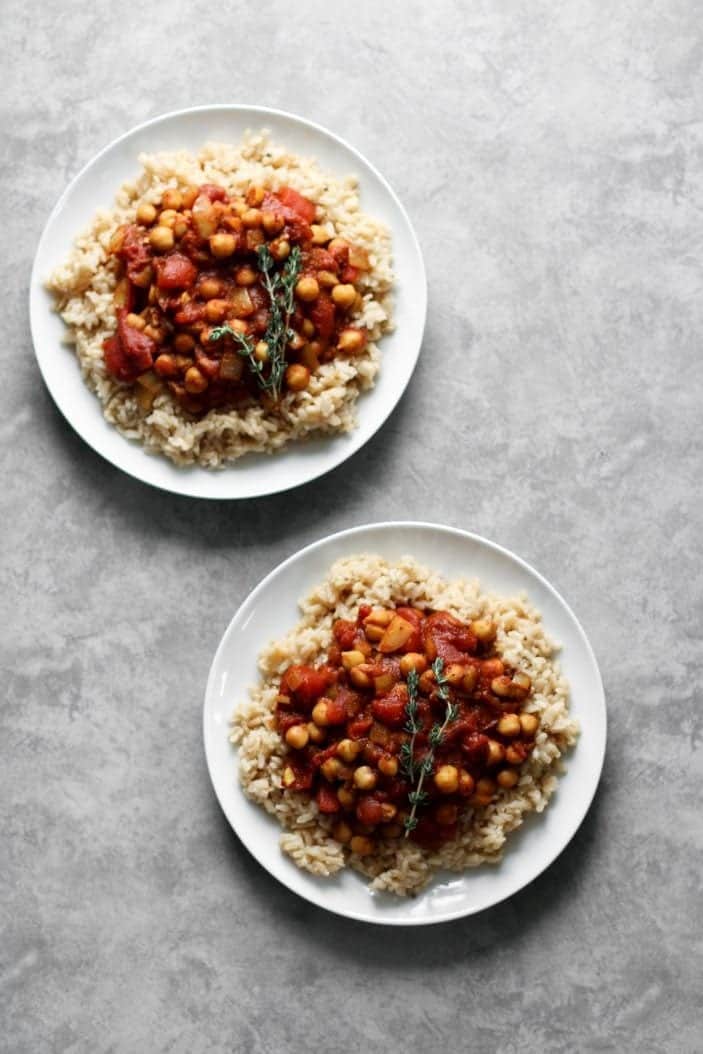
[2,1,701,1051]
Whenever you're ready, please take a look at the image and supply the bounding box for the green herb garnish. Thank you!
[209,244,303,399]
[402,657,460,837]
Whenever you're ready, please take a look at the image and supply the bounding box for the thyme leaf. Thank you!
[403,656,461,837]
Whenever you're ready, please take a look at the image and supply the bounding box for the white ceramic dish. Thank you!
[203,522,606,925]
[29,106,426,499]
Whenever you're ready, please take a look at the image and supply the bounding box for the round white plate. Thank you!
[29,106,426,499]
[203,522,606,925]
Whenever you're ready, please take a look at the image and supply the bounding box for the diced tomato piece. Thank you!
[199,183,228,202]
[424,611,478,663]
[322,697,347,725]
[309,293,336,339]
[280,664,332,706]
[347,716,373,740]
[371,694,407,729]
[461,732,490,767]
[194,347,221,379]
[334,686,362,718]
[276,713,307,736]
[276,186,317,224]
[356,796,385,825]
[284,761,314,792]
[305,247,337,273]
[357,605,372,622]
[316,784,340,814]
[156,253,198,290]
[332,619,357,650]
[173,301,205,326]
[341,264,359,284]
[116,224,152,283]
[103,308,156,381]
[328,240,349,265]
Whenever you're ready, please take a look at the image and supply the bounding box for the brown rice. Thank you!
[230,554,579,896]
[46,133,393,468]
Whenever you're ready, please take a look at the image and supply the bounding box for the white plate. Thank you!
[203,522,606,925]
[29,106,426,499]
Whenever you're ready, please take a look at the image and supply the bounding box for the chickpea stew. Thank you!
[47,136,393,467]
[276,605,539,853]
[231,555,579,897]
[106,182,372,415]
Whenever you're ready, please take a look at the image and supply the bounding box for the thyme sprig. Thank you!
[402,657,460,837]
[208,243,302,399]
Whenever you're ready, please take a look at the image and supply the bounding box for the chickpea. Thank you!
[380,803,397,822]
[235,265,257,286]
[486,739,506,766]
[337,739,362,763]
[262,210,284,236]
[331,283,356,309]
[285,724,309,750]
[181,186,198,209]
[333,820,353,844]
[136,202,157,226]
[311,224,331,244]
[461,667,478,694]
[285,364,311,392]
[321,757,343,781]
[497,714,522,738]
[505,743,528,765]
[350,835,375,856]
[295,276,320,302]
[143,324,165,344]
[311,699,331,727]
[353,766,377,791]
[399,652,428,676]
[154,353,178,378]
[436,803,458,826]
[161,188,183,211]
[444,663,466,687]
[246,184,265,207]
[492,675,531,700]
[173,216,188,238]
[434,764,459,794]
[520,713,540,737]
[475,777,497,798]
[301,318,316,338]
[149,225,175,252]
[254,341,269,363]
[131,264,153,289]
[337,785,355,808]
[269,238,290,261]
[306,721,325,744]
[378,755,398,777]
[282,767,296,788]
[199,278,223,300]
[329,237,349,255]
[418,668,436,695]
[158,209,178,228]
[458,770,475,796]
[337,328,365,353]
[242,207,263,228]
[497,768,519,789]
[341,650,366,670]
[384,823,403,839]
[173,332,195,354]
[184,366,207,394]
[209,232,236,258]
[471,618,497,644]
[349,667,372,690]
[205,299,230,323]
[317,269,338,288]
[125,312,145,330]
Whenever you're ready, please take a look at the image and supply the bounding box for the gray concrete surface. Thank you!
[2,1,701,1051]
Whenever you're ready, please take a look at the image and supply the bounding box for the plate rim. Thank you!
[203,520,607,926]
[29,103,427,500]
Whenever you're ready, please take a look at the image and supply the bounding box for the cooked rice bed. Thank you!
[47,134,393,467]
[231,555,579,897]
